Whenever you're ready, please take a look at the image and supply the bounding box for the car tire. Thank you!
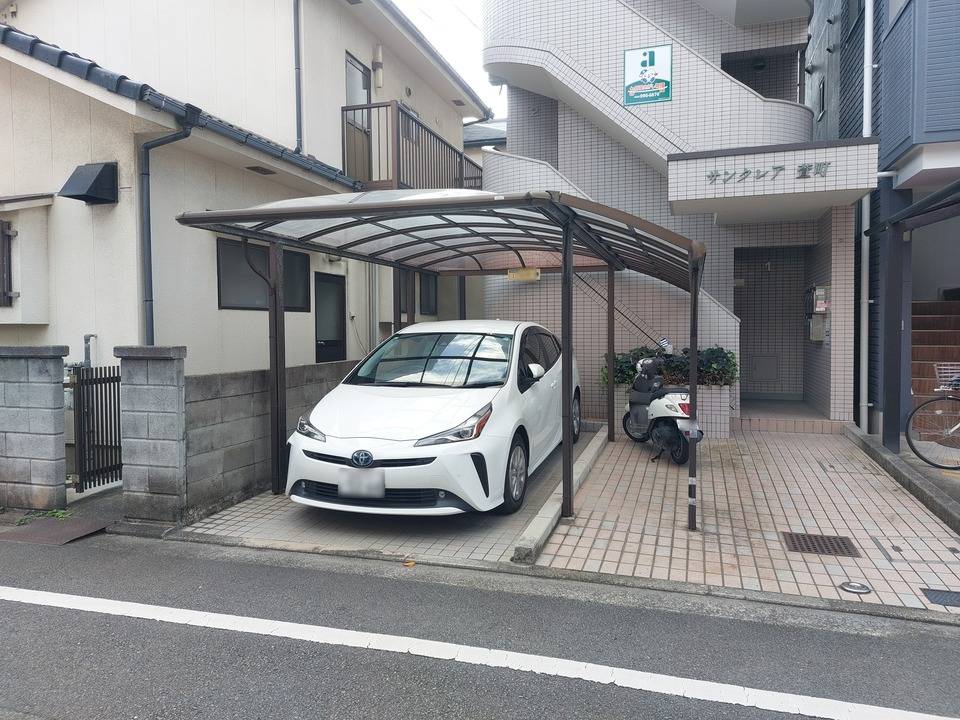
[496,434,528,514]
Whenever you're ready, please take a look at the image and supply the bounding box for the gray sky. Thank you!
[392,0,508,119]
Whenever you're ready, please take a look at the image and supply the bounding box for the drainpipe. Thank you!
[293,0,304,153]
[858,0,874,431]
[138,105,200,345]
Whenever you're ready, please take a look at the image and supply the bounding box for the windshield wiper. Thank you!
[463,381,504,388]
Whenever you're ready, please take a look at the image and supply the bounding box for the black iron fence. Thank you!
[71,365,122,491]
[341,100,482,190]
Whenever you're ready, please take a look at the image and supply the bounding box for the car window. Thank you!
[517,329,546,388]
[346,332,513,388]
[537,331,560,370]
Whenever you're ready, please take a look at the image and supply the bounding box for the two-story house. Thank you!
[0,0,490,374]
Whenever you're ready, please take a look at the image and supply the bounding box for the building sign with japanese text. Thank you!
[624,45,672,105]
[705,162,832,185]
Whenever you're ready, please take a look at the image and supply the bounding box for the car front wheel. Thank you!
[496,435,528,514]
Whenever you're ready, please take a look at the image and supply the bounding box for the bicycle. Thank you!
[906,362,960,470]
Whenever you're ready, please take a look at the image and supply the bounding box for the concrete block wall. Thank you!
[0,346,68,510]
[183,359,356,524]
[115,346,187,524]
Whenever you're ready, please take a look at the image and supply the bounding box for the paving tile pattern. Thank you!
[539,432,960,614]
[185,432,594,564]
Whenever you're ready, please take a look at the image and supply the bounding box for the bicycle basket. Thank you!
[935,362,960,392]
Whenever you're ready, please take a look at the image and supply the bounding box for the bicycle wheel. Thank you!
[906,396,960,470]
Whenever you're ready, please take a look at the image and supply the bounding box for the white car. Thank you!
[285,320,581,516]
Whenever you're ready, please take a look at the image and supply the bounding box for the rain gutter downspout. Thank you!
[139,105,201,345]
[858,0,874,431]
[293,0,304,153]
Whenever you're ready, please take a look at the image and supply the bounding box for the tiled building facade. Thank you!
[481,0,881,428]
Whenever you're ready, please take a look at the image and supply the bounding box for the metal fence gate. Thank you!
[72,366,122,491]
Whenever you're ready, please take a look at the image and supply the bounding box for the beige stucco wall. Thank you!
[0,57,148,365]
[6,0,466,166]
[147,141,381,375]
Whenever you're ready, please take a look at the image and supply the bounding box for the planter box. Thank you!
[615,383,731,440]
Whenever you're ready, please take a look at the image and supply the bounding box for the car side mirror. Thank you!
[528,363,546,380]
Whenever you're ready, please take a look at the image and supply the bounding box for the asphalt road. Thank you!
[0,533,958,720]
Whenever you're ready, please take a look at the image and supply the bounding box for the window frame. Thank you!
[215,237,311,313]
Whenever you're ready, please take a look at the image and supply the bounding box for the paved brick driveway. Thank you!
[183,431,594,564]
[539,431,960,614]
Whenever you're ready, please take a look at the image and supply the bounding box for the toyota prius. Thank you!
[285,320,580,515]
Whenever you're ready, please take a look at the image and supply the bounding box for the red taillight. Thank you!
[678,402,691,416]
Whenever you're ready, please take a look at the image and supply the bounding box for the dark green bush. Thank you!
[600,345,738,386]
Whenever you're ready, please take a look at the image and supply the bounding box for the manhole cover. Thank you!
[781,532,861,558]
[921,588,960,608]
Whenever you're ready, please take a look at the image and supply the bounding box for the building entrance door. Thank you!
[315,272,346,363]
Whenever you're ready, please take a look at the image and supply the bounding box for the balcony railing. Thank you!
[341,101,482,191]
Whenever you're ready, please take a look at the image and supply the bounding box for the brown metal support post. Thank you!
[268,242,287,494]
[392,268,402,331]
[607,264,615,442]
[561,220,574,518]
[406,269,416,327]
[687,261,700,531]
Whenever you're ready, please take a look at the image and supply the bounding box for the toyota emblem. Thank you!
[351,450,374,468]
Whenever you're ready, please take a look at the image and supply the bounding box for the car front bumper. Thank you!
[285,430,509,515]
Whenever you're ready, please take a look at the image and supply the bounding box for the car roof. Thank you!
[396,319,531,336]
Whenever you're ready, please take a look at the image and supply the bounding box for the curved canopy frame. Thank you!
[177,189,705,290]
[176,188,706,529]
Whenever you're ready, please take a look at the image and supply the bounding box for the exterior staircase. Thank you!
[911,300,960,406]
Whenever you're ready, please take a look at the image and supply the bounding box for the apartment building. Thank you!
[480,0,884,428]
[0,0,490,374]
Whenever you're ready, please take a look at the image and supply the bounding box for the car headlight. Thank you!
[415,403,493,447]
[296,415,326,442]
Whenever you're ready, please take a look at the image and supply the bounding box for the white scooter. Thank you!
[621,345,703,465]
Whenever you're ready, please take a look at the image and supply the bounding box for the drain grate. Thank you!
[921,588,960,608]
[781,532,861,558]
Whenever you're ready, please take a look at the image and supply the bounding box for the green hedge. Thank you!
[600,345,738,387]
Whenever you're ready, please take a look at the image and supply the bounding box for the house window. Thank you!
[216,238,310,311]
[817,78,826,121]
[419,273,437,315]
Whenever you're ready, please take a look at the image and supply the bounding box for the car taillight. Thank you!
[678,402,691,416]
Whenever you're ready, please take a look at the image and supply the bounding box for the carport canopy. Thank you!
[176,189,707,526]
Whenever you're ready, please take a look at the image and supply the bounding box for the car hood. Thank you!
[309,384,502,441]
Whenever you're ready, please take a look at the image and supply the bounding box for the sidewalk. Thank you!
[538,431,960,614]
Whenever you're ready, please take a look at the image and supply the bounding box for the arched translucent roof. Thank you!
[177,189,705,291]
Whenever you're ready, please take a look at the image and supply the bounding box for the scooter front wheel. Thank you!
[622,412,649,442]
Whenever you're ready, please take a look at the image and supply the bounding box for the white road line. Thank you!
[0,584,953,720]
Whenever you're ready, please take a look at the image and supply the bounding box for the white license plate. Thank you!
[337,467,386,498]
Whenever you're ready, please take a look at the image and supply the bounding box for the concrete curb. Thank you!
[165,525,960,628]
[843,424,960,536]
[510,428,608,564]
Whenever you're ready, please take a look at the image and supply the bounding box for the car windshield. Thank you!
[346,332,514,388]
